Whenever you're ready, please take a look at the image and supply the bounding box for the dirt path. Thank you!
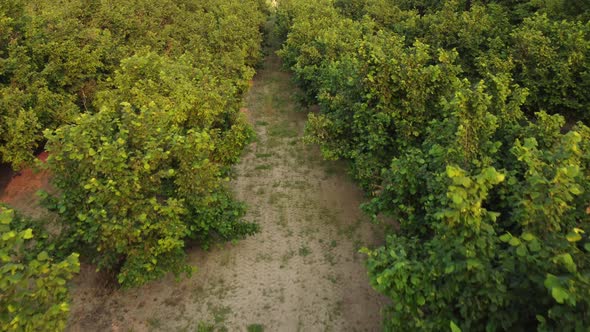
[62,44,386,331]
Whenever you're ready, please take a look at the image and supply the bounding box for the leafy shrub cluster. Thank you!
[0,0,266,169]
[277,0,590,330]
[2,0,266,289]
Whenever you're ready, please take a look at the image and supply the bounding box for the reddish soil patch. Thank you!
[0,152,53,218]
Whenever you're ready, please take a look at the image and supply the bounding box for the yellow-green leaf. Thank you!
[22,228,34,240]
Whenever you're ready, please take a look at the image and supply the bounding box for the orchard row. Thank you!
[1,0,267,330]
[277,0,590,330]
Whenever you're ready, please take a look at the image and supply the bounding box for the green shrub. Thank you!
[278,0,590,330]
[43,101,257,288]
[0,0,266,170]
[0,207,79,331]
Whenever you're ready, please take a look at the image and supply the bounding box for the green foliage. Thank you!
[0,0,266,170]
[247,323,265,332]
[510,14,590,119]
[0,0,269,288]
[278,0,590,330]
[0,207,80,331]
[329,0,590,121]
[43,78,258,288]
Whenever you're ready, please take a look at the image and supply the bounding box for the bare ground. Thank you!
[0,152,53,219]
[1,52,386,331]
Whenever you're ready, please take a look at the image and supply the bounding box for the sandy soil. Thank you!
[0,52,387,331]
[0,152,53,219]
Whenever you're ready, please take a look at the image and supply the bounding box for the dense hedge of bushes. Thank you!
[0,0,266,169]
[277,0,590,330]
[1,0,267,291]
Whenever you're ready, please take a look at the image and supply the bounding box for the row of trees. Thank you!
[1,0,266,170]
[1,0,267,328]
[277,0,590,330]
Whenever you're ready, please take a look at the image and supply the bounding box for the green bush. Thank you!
[0,0,266,170]
[278,0,590,330]
[1,0,266,288]
[0,207,79,331]
[43,102,258,287]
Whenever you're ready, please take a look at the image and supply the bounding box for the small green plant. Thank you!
[247,323,265,332]
[280,249,295,268]
[147,318,162,330]
[255,153,273,158]
[324,252,338,266]
[197,321,215,332]
[212,305,232,324]
[298,246,311,257]
[254,164,273,171]
[326,274,339,284]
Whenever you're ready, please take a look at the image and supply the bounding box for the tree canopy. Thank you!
[277,0,590,330]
